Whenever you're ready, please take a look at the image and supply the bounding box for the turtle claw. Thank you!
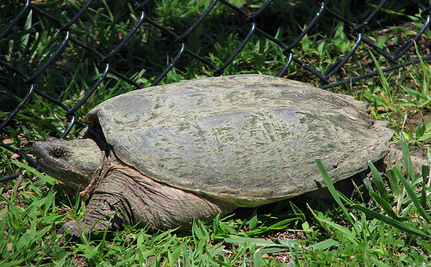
[58,220,82,238]
[59,218,111,238]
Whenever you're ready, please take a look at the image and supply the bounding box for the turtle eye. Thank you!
[50,147,67,158]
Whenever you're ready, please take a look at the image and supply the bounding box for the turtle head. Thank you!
[33,138,103,191]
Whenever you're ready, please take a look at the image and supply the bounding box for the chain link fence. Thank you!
[1,0,431,181]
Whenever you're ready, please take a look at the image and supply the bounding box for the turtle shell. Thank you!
[86,75,393,206]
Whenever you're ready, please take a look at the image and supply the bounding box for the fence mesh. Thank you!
[1,0,431,181]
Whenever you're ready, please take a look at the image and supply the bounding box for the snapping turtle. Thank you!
[33,75,420,235]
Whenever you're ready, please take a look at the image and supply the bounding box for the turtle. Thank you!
[33,74,426,236]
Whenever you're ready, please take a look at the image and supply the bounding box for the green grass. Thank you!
[1,0,431,265]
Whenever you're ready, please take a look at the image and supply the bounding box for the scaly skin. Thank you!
[34,137,429,237]
[32,75,430,236]
[59,160,235,236]
[33,138,102,191]
[33,138,235,235]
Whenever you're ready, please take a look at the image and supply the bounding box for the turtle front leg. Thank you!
[60,191,133,236]
[60,162,236,236]
[59,160,137,236]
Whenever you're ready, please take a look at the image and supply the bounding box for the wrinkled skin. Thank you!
[33,137,235,235]
[33,137,428,236]
[32,75,429,236]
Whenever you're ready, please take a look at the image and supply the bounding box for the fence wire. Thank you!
[1,0,431,181]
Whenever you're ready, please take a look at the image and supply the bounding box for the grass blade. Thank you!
[368,191,398,218]
[308,238,339,250]
[368,160,389,201]
[421,165,430,209]
[386,169,400,197]
[12,160,56,185]
[395,168,431,224]
[313,215,358,244]
[315,159,356,229]
[223,236,302,248]
[399,135,415,181]
[352,204,429,237]
[369,51,392,103]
